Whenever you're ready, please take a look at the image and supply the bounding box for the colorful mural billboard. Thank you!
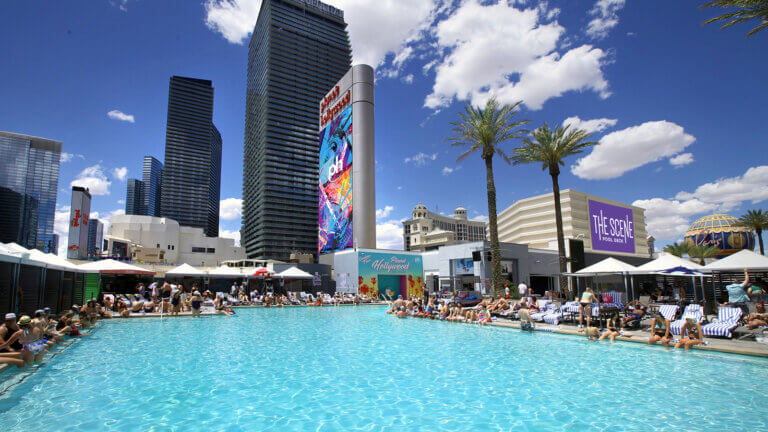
[357,251,424,299]
[588,200,635,254]
[318,105,353,254]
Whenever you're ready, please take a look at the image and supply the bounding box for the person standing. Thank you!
[517,281,528,298]
[231,282,239,298]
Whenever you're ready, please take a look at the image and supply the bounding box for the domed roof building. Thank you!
[684,214,755,258]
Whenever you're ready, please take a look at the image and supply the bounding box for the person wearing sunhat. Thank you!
[0,315,25,367]
[0,315,47,365]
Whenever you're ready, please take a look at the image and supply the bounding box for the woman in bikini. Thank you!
[647,314,671,347]
[599,311,622,342]
[675,318,704,350]
[0,316,48,365]
[579,287,598,329]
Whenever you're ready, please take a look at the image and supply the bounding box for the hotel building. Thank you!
[403,204,487,252]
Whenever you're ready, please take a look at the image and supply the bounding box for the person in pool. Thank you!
[190,291,203,316]
[0,316,48,365]
[1,313,23,354]
[647,314,671,347]
[675,318,704,350]
[579,287,599,329]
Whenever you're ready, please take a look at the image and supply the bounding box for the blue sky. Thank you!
[1,0,766,256]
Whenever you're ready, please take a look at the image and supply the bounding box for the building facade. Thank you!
[242,0,352,261]
[160,76,222,237]
[107,214,245,266]
[403,204,487,252]
[496,189,649,260]
[142,155,163,217]
[67,186,91,260]
[125,178,144,215]
[87,218,103,257]
[0,131,61,253]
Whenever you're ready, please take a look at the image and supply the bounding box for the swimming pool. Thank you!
[1,306,767,431]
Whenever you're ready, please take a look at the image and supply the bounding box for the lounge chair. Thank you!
[702,307,742,339]
[657,304,679,322]
[543,302,564,325]
[670,304,704,336]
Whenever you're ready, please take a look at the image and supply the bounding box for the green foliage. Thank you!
[737,208,768,254]
[686,244,721,265]
[702,0,768,37]
[446,97,530,296]
[663,242,690,257]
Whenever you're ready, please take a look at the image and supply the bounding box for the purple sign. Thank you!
[588,200,635,253]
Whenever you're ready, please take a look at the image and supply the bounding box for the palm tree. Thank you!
[702,0,768,37]
[738,209,768,255]
[663,242,690,257]
[686,244,720,265]
[447,98,530,296]
[512,124,597,297]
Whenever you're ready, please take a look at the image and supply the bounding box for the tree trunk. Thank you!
[757,228,765,255]
[549,170,568,298]
[484,157,504,297]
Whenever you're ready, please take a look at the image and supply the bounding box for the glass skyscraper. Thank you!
[125,178,144,215]
[160,76,222,237]
[242,0,351,261]
[142,155,163,217]
[87,218,103,257]
[0,131,61,253]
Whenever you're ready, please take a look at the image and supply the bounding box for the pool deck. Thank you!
[485,319,768,358]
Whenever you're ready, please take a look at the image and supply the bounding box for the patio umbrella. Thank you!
[252,267,273,278]
[656,266,706,303]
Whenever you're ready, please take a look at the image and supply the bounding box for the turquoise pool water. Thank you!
[1,306,767,431]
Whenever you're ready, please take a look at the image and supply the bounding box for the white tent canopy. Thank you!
[634,253,705,273]
[165,263,205,276]
[78,259,155,275]
[575,257,638,275]
[0,243,23,263]
[207,265,245,278]
[704,249,768,272]
[276,266,313,279]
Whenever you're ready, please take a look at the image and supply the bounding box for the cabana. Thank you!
[631,254,711,308]
[276,266,314,293]
[207,265,248,293]
[78,259,155,299]
[164,263,205,292]
[569,257,638,304]
[704,250,768,305]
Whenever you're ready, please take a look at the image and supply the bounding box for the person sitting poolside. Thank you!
[675,318,704,350]
[622,300,648,328]
[190,291,203,316]
[1,313,24,354]
[648,314,672,347]
[599,312,623,342]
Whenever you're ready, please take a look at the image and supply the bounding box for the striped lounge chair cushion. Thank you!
[702,307,742,338]
[658,304,679,322]
[670,304,704,335]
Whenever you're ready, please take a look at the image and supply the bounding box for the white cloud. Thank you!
[54,205,71,256]
[220,198,243,220]
[571,121,695,180]
[424,1,610,110]
[404,152,437,166]
[70,164,111,195]
[442,166,462,175]
[632,198,716,241]
[107,110,135,123]
[376,205,394,220]
[562,116,617,133]
[61,152,74,163]
[675,165,768,211]
[204,0,438,72]
[376,219,404,250]
[634,165,768,241]
[112,167,128,181]
[110,0,129,12]
[471,214,489,223]
[219,228,241,247]
[669,152,694,168]
[397,186,403,191]
[401,74,414,84]
[586,0,626,40]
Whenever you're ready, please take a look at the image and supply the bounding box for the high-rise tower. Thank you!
[242,0,352,261]
[160,76,222,237]
[142,155,163,217]
[0,131,61,253]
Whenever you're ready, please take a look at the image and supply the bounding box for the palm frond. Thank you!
[701,0,768,37]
